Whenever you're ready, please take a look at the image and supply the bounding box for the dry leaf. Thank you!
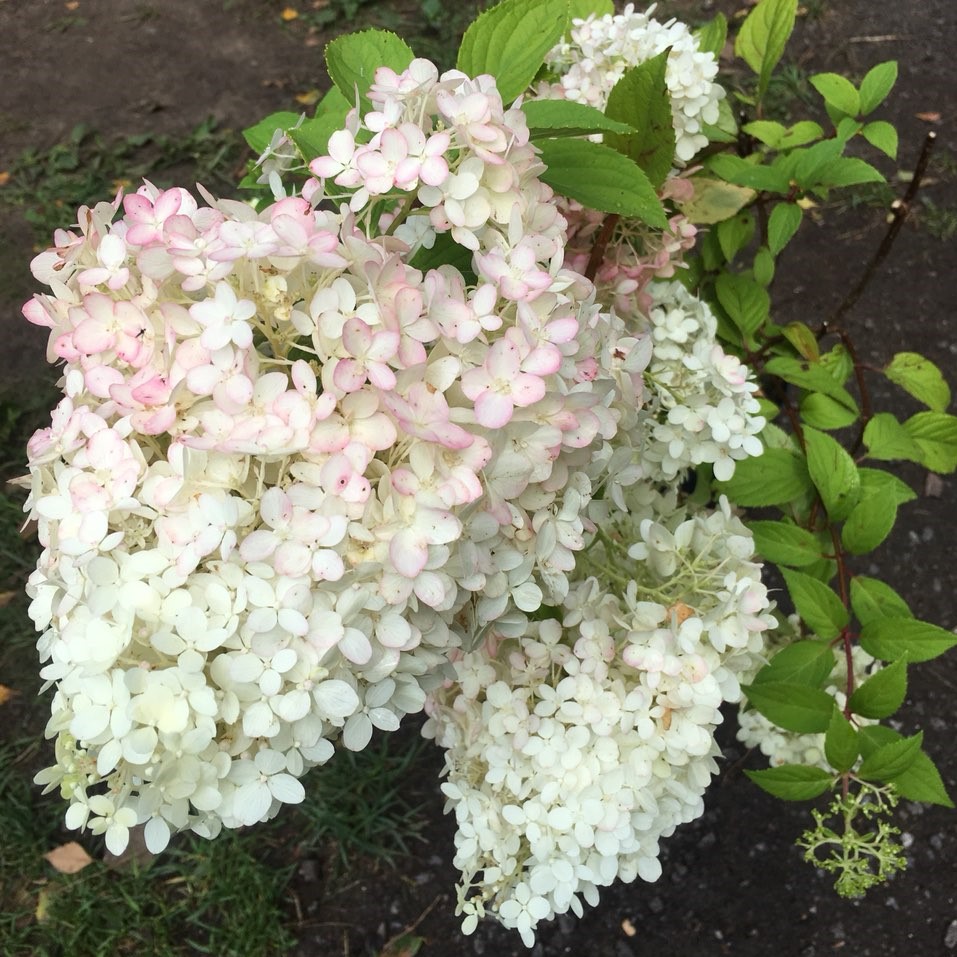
[0,590,17,608]
[0,684,15,706]
[44,842,93,874]
[380,935,424,957]
[0,171,10,186]
[35,887,52,923]
[621,917,637,937]
[295,89,321,106]
[916,111,941,123]
[65,0,80,8]
[280,6,299,20]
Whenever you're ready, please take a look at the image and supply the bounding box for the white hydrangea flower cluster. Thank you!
[424,491,774,945]
[543,3,725,161]
[22,59,655,855]
[738,632,881,770]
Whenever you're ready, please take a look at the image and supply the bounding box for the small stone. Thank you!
[945,919,957,949]
[648,896,665,915]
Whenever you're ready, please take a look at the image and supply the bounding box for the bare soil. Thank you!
[1,1,955,955]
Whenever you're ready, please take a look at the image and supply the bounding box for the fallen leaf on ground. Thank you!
[44,842,93,874]
[281,7,299,20]
[0,591,17,608]
[0,171,10,186]
[0,684,15,706]
[379,935,424,957]
[916,111,942,123]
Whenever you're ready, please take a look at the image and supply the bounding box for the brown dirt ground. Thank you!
[1,1,955,955]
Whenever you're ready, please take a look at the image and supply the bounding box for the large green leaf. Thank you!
[734,0,798,101]
[604,50,677,187]
[802,426,860,521]
[536,138,667,225]
[858,61,898,115]
[751,639,835,688]
[743,680,835,733]
[884,352,951,412]
[456,0,568,103]
[781,568,849,641]
[840,485,898,555]
[848,658,907,720]
[902,411,957,472]
[325,30,415,109]
[763,356,858,412]
[745,765,833,801]
[857,732,923,783]
[860,618,957,664]
[748,520,823,567]
[850,576,912,629]
[714,447,810,506]
[522,100,635,139]
[863,412,925,463]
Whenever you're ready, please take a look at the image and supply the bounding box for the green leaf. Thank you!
[819,344,854,385]
[763,356,858,412]
[743,119,787,148]
[743,681,836,733]
[767,203,802,256]
[695,12,728,58]
[850,576,912,629]
[792,138,842,188]
[409,233,476,284]
[536,138,667,225]
[749,520,823,567]
[708,154,791,194]
[860,618,957,664]
[778,120,825,149]
[325,29,415,109]
[244,111,302,153]
[745,765,833,801]
[290,113,348,162]
[702,97,739,144]
[816,157,885,189]
[835,116,864,144]
[849,657,907,720]
[857,468,916,506]
[782,321,820,362]
[888,750,954,807]
[800,393,858,430]
[714,447,810,506]
[861,120,898,159]
[858,61,898,115]
[735,0,799,101]
[840,485,898,555]
[456,0,568,104]
[604,51,677,187]
[810,72,860,117]
[753,246,775,286]
[678,177,756,225]
[568,0,614,18]
[521,100,635,139]
[863,412,925,463]
[857,732,922,782]
[716,212,756,263]
[824,709,859,773]
[715,272,768,338]
[902,411,957,472]
[781,568,849,641]
[803,425,861,521]
[752,639,835,687]
[857,724,901,757]
[884,352,951,412]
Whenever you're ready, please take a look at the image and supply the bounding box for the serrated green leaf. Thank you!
[888,750,954,807]
[819,343,854,385]
[708,153,791,193]
[849,657,907,720]
[695,12,728,58]
[767,202,802,256]
[289,112,348,162]
[716,213,756,263]
[457,0,568,104]
[745,765,833,801]
[824,709,859,773]
[810,72,860,117]
[863,412,925,463]
[803,425,861,521]
[781,567,849,640]
[782,321,820,361]
[536,138,667,225]
[862,120,898,159]
[857,468,916,506]
[884,352,951,412]
[816,156,885,189]
[679,177,756,225]
[743,119,787,148]
[778,120,825,149]
[749,520,823,567]
[325,29,415,109]
[522,100,635,139]
[743,680,836,733]
[764,356,858,411]
[244,111,303,153]
[800,393,858,430]
[752,639,835,687]
[902,411,957,473]
[859,61,898,115]
[840,485,898,554]
[568,0,615,19]
[753,246,775,286]
[858,724,901,757]
[860,618,957,663]
[793,139,843,188]
[715,272,768,338]
[735,0,798,101]
[850,576,912,629]
[714,447,810,506]
[604,51,677,187]
[857,732,922,782]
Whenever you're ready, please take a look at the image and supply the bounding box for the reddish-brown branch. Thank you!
[585,214,619,282]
